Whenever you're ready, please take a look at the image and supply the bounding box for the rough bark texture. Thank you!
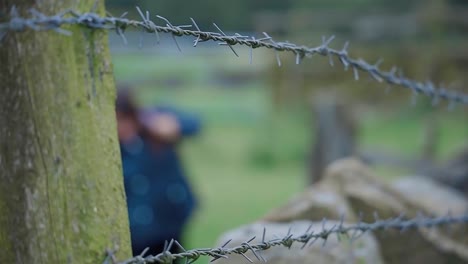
[0,1,131,263]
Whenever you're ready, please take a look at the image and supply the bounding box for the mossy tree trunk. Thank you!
[0,1,131,263]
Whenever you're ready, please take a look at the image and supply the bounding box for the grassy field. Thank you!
[112,50,468,262]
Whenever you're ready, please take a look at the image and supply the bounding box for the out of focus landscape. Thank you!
[108,0,468,262]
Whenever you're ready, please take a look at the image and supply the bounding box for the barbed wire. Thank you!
[111,212,468,264]
[1,6,468,107]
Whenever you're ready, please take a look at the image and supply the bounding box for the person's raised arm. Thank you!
[139,107,201,143]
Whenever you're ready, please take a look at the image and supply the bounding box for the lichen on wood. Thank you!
[0,1,131,263]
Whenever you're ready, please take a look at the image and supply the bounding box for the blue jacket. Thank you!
[120,107,200,249]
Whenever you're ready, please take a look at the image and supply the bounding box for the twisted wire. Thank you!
[1,6,467,106]
[115,213,468,264]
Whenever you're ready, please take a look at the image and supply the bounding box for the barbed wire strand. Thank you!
[1,6,468,107]
[112,213,468,264]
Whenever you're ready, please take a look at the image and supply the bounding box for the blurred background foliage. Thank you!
[108,0,465,31]
[107,0,468,261]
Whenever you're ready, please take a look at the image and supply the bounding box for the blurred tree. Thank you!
[309,96,357,184]
[0,0,131,263]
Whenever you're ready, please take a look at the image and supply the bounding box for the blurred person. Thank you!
[116,86,200,256]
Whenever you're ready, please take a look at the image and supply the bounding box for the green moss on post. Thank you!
[0,1,132,263]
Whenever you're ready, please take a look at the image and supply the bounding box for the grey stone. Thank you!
[321,158,468,263]
[262,184,356,223]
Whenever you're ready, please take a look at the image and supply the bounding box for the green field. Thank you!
[112,50,468,262]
